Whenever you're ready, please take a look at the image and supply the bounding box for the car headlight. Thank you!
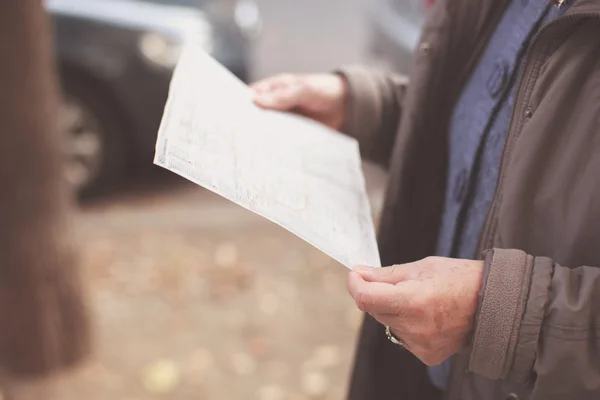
[234,0,262,38]
[139,32,184,70]
[138,15,214,70]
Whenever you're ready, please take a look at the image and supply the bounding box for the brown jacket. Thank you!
[339,0,600,399]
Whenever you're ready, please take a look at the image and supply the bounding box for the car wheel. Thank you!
[59,79,126,199]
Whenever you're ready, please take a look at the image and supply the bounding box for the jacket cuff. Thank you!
[469,249,535,381]
[508,256,553,382]
[334,66,385,150]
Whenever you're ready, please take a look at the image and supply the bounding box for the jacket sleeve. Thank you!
[469,248,600,385]
[335,66,408,168]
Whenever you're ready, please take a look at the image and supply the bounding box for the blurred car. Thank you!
[365,0,427,74]
[47,0,261,197]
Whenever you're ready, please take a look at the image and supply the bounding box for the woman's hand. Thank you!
[347,257,484,366]
[250,73,348,131]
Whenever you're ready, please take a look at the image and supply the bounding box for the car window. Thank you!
[142,0,210,7]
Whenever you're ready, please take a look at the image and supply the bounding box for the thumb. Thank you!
[253,83,307,111]
[353,264,414,284]
[347,271,404,314]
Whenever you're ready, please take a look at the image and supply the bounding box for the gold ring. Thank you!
[385,326,405,347]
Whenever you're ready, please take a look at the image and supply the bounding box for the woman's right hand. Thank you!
[250,73,348,131]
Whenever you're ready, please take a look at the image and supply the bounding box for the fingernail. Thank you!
[353,265,374,273]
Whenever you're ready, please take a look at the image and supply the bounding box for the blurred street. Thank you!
[252,0,367,77]
[41,1,387,399]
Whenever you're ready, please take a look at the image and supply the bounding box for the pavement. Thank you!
[48,182,374,400]
[48,167,384,400]
[7,1,390,399]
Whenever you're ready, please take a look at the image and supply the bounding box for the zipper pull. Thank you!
[553,0,566,8]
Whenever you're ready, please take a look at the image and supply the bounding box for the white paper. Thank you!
[154,44,381,269]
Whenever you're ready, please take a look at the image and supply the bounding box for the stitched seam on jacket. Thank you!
[542,332,600,340]
[503,253,534,379]
[542,324,600,332]
[506,255,551,383]
[514,321,600,332]
[469,249,529,379]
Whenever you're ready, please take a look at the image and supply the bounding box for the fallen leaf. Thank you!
[247,336,271,360]
[231,352,257,375]
[141,359,180,394]
[301,371,329,397]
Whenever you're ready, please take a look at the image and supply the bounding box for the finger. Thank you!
[347,271,405,314]
[353,264,415,285]
[370,312,408,329]
[380,323,413,351]
[254,83,306,111]
[250,74,295,95]
[250,79,278,95]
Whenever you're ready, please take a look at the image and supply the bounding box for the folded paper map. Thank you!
[154,44,381,269]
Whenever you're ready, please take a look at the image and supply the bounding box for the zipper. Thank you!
[476,11,600,257]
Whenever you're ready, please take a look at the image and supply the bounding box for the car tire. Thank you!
[60,76,128,199]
